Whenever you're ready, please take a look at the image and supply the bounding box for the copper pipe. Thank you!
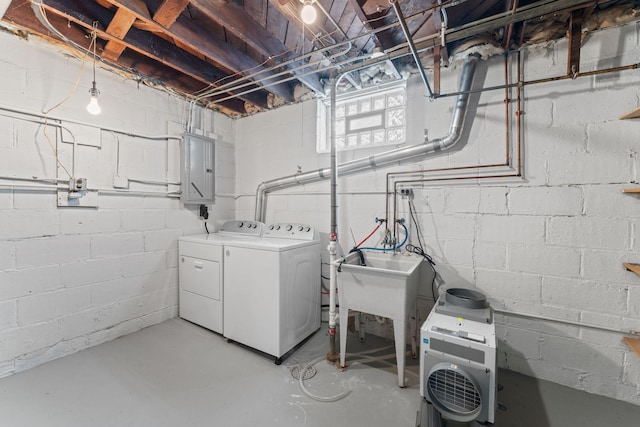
[388,52,525,241]
[503,0,520,50]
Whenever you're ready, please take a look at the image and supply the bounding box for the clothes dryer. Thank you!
[178,220,264,334]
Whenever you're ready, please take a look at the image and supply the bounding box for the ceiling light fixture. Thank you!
[87,21,101,115]
[300,0,317,25]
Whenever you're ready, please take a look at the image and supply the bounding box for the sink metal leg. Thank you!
[393,318,407,387]
[358,312,366,342]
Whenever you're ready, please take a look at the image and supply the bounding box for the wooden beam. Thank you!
[37,0,269,110]
[102,7,137,61]
[433,45,440,96]
[105,0,295,101]
[153,0,190,28]
[8,5,248,115]
[567,8,583,76]
[346,0,394,48]
[190,0,323,94]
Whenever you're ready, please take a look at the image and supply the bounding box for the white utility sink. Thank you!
[334,250,425,387]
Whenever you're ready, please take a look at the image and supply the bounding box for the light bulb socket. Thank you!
[89,81,100,97]
[87,81,101,115]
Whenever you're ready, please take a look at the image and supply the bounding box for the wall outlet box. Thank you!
[113,175,129,189]
[69,177,87,192]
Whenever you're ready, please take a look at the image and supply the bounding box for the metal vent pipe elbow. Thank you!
[254,54,480,222]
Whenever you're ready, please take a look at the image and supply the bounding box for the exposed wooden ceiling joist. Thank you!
[104,0,295,102]
[190,0,323,93]
[2,0,638,117]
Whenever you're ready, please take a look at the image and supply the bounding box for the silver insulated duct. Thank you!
[254,54,480,222]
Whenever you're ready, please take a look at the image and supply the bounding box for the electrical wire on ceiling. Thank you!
[191,2,451,104]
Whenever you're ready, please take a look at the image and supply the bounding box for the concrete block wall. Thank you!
[235,22,640,405]
[0,32,235,376]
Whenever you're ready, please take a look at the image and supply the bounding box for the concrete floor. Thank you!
[0,318,638,427]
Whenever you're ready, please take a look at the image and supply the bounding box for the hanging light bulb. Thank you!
[87,21,101,115]
[300,0,317,25]
[87,81,101,115]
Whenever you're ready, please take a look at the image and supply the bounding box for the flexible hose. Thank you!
[297,345,417,402]
[359,222,408,251]
[354,222,382,249]
[298,356,351,402]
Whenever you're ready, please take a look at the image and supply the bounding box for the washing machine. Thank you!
[178,220,264,334]
[222,223,321,364]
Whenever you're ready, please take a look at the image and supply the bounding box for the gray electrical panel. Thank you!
[181,133,215,205]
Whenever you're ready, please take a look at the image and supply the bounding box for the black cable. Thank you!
[204,221,209,234]
[406,196,439,302]
[408,197,425,250]
[406,244,437,303]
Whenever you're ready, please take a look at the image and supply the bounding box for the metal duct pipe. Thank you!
[254,53,480,222]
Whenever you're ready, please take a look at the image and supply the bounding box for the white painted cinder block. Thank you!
[17,287,92,326]
[0,31,232,378]
[0,300,17,330]
[0,321,59,361]
[0,210,59,239]
[0,265,61,302]
[476,269,542,306]
[143,229,182,252]
[547,216,630,250]
[121,210,165,232]
[541,276,628,313]
[582,249,638,284]
[478,215,545,244]
[15,235,90,268]
[60,257,123,288]
[445,187,480,213]
[508,185,583,216]
[0,241,14,271]
[121,251,167,278]
[90,232,144,258]
[508,244,581,277]
[583,184,640,218]
[59,210,121,235]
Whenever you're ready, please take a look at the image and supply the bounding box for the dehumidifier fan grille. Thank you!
[427,367,481,418]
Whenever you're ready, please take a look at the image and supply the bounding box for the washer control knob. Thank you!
[276,225,281,230]
[286,225,293,231]
[238,221,244,228]
[269,225,274,230]
[305,227,311,232]
[298,226,304,231]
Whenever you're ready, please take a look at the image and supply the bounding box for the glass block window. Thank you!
[316,82,407,153]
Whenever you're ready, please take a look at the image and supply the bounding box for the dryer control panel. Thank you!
[264,223,316,240]
[219,220,265,236]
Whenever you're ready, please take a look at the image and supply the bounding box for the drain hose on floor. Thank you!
[298,346,419,402]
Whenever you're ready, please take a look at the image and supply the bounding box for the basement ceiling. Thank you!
[2,0,639,116]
